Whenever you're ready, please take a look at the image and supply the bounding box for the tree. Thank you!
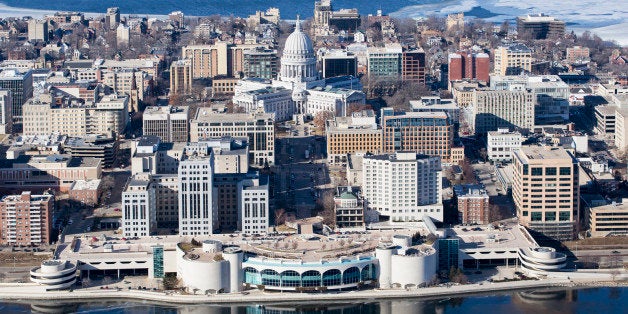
[315,189,337,227]
[274,208,287,225]
[313,111,334,131]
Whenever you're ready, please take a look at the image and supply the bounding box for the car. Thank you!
[68,220,73,225]
[114,208,121,211]
[612,250,620,254]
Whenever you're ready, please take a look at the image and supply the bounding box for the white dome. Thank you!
[280,17,318,85]
[284,20,314,55]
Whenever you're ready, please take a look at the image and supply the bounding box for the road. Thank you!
[273,122,330,219]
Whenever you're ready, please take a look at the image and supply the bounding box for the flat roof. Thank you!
[448,222,537,250]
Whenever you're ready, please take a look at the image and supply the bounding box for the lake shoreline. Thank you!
[1,278,626,305]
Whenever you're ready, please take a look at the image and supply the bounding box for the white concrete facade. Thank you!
[178,155,215,236]
[362,152,443,222]
[487,129,522,163]
[122,174,156,237]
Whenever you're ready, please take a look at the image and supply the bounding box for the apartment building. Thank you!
[469,89,535,134]
[448,51,490,85]
[143,106,189,142]
[487,129,523,163]
[566,46,590,64]
[169,59,193,94]
[401,49,427,84]
[182,42,266,79]
[122,174,156,237]
[381,109,455,163]
[512,146,579,241]
[190,111,275,166]
[454,184,490,225]
[362,152,443,222]
[493,44,532,75]
[0,191,53,246]
[22,94,129,138]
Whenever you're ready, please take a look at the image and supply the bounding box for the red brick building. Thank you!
[0,191,53,246]
[448,51,490,85]
[454,184,490,225]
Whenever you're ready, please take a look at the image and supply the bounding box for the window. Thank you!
[559,211,571,221]
[545,211,556,221]
[545,167,557,176]
[531,212,542,221]
[522,211,529,216]
[531,167,543,176]
[559,167,571,175]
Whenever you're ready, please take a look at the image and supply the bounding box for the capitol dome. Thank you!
[284,19,314,55]
[280,16,318,84]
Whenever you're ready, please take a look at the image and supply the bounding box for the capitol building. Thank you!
[233,17,365,122]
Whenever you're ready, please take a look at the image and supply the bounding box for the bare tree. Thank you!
[313,110,335,131]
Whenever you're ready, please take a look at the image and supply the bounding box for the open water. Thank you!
[0,287,626,313]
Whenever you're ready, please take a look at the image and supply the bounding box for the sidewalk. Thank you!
[0,278,580,305]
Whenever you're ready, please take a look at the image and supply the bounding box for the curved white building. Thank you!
[30,260,77,290]
[176,240,240,293]
[242,255,376,291]
[377,235,438,288]
[518,247,567,272]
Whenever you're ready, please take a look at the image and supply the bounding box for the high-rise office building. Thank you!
[0,191,53,246]
[367,44,402,78]
[106,7,121,30]
[321,51,357,79]
[517,14,565,40]
[238,175,269,234]
[401,49,427,84]
[512,146,579,241]
[178,152,215,236]
[122,174,156,237]
[0,90,11,134]
[469,89,535,134]
[0,69,33,128]
[190,111,275,166]
[243,48,279,80]
[143,106,189,142]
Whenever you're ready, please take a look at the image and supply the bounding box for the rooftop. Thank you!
[515,146,573,162]
[448,222,537,250]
